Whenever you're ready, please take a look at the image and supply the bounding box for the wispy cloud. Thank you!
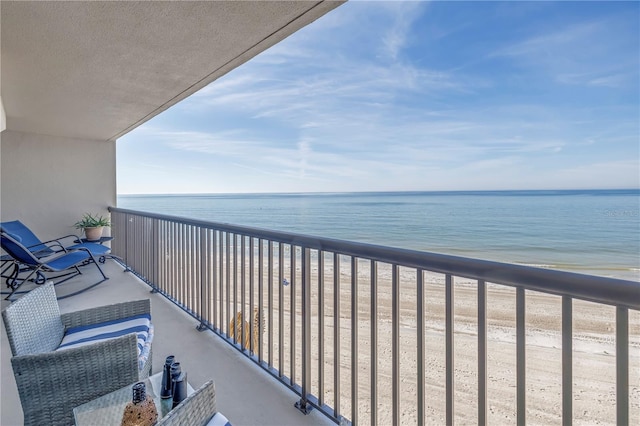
[377,1,427,61]
[490,14,638,88]
[118,1,639,194]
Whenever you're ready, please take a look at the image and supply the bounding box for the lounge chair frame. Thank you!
[1,220,111,297]
[0,232,108,300]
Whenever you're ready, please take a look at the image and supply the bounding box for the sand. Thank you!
[205,253,639,425]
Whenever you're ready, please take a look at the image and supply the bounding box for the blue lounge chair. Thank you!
[0,232,109,300]
[0,220,110,289]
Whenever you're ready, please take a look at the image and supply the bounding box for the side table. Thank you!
[73,372,194,425]
[74,236,114,245]
[72,236,126,266]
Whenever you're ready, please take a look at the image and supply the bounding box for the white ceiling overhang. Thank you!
[1,1,344,141]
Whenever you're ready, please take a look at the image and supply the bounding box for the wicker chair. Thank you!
[1,282,152,426]
[157,380,219,426]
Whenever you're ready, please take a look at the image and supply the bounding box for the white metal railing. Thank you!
[109,207,639,425]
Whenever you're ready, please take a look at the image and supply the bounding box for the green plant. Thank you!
[73,213,111,229]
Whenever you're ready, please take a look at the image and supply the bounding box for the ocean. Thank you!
[117,189,640,281]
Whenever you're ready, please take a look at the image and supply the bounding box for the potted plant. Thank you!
[74,213,111,241]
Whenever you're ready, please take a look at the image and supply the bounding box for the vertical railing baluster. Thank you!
[319,250,325,408]
[371,261,378,426]
[562,296,572,426]
[160,219,165,291]
[165,220,170,292]
[334,253,341,419]
[127,213,132,268]
[478,280,487,426]
[290,245,296,385]
[278,243,284,378]
[197,228,207,331]
[193,225,198,307]
[163,220,168,294]
[258,238,264,362]
[175,222,180,299]
[140,217,145,277]
[296,247,312,413]
[226,232,231,338]
[172,221,176,296]
[392,264,400,426]
[131,214,136,273]
[417,269,425,426]
[190,226,194,311]
[149,218,155,284]
[190,226,196,311]
[177,221,181,297]
[153,218,159,288]
[187,225,191,309]
[212,230,218,331]
[351,257,358,425]
[219,231,224,332]
[155,219,160,289]
[446,274,454,426]
[164,220,169,294]
[241,236,246,350]
[172,221,177,298]
[185,225,190,307]
[168,220,172,293]
[149,218,153,281]
[144,217,149,280]
[517,287,526,425]
[202,228,208,324]
[139,216,144,277]
[268,241,274,366]
[233,234,238,345]
[181,223,186,302]
[250,238,255,354]
[128,214,133,269]
[169,223,182,299]
[137,216,140,273]
[617,307,629,425]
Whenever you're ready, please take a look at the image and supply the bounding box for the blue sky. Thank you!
[117,1,639,194]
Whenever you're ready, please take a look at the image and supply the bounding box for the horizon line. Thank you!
[117,188,640,197]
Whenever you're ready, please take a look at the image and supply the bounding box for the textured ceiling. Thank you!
[1,1,343,141]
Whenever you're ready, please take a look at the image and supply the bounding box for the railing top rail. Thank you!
[109,206,640,310]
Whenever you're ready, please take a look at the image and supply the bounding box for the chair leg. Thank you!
[91,254,108,280]
[3,266,42,300]
[1,259,16,278]
[56,255,109,300]
[4,263,20,288]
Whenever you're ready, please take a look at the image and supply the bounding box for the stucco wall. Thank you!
[0,130,115,241]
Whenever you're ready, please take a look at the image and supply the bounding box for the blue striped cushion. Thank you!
[56,314,152,369]
[206,412,232,426]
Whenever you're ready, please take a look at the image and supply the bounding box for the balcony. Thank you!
[5,207,636,425]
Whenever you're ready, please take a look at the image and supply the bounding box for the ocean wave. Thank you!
[514,263,557,269]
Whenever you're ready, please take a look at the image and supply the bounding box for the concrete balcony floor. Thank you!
[1,260,333,426]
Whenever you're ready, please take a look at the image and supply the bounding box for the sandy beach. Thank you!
[221,256,639,425]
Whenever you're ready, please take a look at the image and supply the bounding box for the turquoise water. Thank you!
[117,190,640,281]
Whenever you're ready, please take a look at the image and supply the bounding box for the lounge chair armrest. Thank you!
[11,334,140,426]
[39,234,83,246]
[27,234,81,253]
[61,299,150,328]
